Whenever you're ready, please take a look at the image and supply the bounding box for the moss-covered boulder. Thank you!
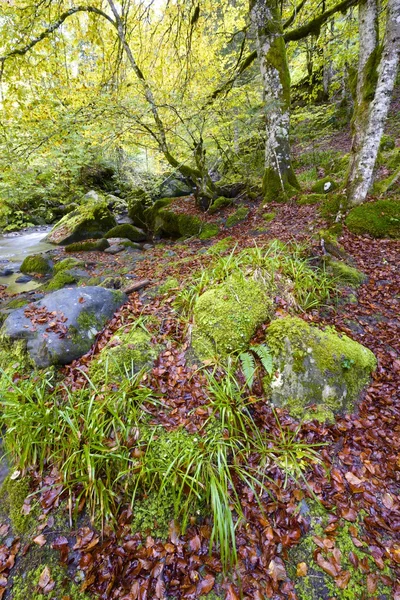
[127,188,150,228]
[89,319,161,385]
[297,193,324,205]
[144,199,218,239]
[105,223,146,242]
[345,199,400,238]
[192,275,273,360]
[45,197,116,245]
[324,256,366,286]
[208,196,233,214]
[265,317,376,422]
[54,258,85,274]
[65,238,110,253]
[20,254,53,276]
[311,176,338,194]
[45,270,78,291]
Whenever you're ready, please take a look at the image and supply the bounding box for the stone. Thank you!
[20,254,53,276]
[0,268,14,277]
[105,224,146,242]
[2,286,127,367]
[15,275,32,283]
[158,177,193,198]
[104,244,124,254]
[45,196,116,245]
[264,317,377,422]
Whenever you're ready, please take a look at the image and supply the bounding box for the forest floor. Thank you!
[0,195,398,600]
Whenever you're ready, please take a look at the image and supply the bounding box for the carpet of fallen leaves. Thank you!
[1,202,399,600]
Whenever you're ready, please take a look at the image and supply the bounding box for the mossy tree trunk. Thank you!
[250,0,300,202]
[346,0,400,206]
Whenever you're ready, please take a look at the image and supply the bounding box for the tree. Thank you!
[346,0,400,205]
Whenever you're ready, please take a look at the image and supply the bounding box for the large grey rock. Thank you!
[2,287,127,367]
[265,317,377,422]
[158,177,193,198]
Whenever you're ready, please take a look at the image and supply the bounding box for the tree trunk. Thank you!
[250,0,300,202]
[346,0,399,206]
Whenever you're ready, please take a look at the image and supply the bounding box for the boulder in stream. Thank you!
[2,286,127,367]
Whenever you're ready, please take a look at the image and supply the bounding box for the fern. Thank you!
[253,344,274,376]
[239,351,256,388]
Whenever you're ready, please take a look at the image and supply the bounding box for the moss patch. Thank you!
[206,237,235,255]
[45,270,78,291]
[311,176,338,194]
[0,475,39,534]
[208,196,233,214]
[54,258,84,273]
[225,205,249,227]
[346,199,400,238]
[192,274,273,359]
[297,193,324,205]
[324,257,366,286]
[320,193,347,223]
[20,254,52,276]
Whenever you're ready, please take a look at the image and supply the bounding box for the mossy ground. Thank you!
[311,176,338,194]
[0,475,39,534]
[45,270,78,291]
[225,205,249,227]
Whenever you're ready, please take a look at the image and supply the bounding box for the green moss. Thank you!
[192,274,273,359]
[346,199,400,238]
[105,223,146,242]
[297,193,324,205]
[311,176,338,194]
[262,211,276,221]
[379,134,395,151]
[45,270,78,291]
[0,476,38,534]
[206,237,235,255]
[199,223,219,239]
[208,196,233,214]
[20,254,52,275]
[54,258,84,273]
[9,556,90,600]
[130,489,175,540]
[319,193,347,223]
[5,298,29,309]
[158,277,179,294]
[265,317,377,421]
[362,45,383,102]
[263,166,300,203]
[225,205,249,227]
[324,257,366,286]
[46,198,116,245]
[89,320,160,385]
[65,238,110,252]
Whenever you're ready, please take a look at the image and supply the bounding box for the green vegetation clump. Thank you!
[311,176,338,194]
[324,257,366,286]
[157,277,179,294]
[65,238,110,252]
[225,205,249,227]
[130,488,176,540]
[105,223,146,242]
[297,193,324,205]
[208,196,233,214]
[5,298,29,309]
[262,211,276,221]
[20,254,52,275]
[192,274,273,359]
[346,199,400,238]
[379,134,395,151]
[45,270,78,291]
[54,257,84,273]
[320,193,347,223]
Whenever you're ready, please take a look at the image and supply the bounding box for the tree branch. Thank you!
[284,0,359,41]
[283,0,309,29]
[0,5,114,80]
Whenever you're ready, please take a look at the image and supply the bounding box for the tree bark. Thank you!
[346,0,400,206]
[250,0,300,202]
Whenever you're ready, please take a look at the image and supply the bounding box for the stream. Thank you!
[0,227,54,294]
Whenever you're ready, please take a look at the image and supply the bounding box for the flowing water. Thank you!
[0,227,54,294]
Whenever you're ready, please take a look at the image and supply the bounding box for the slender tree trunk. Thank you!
[250,0,300,202]
[346,0,399,206]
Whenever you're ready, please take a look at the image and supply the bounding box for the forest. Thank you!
[0,0,399,598]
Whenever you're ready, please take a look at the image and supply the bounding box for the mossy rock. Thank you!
[54,258,85,274]
[45,270,78,291]
[0,475,39,534]
[65,238,110,253]
[225,205,249,227]
[45,196,116,245]
[208,196,233,214]
[346,199,400,238]
[145,199,219,239]
[105,223,146,242]
[324,256,366,286]
[127,188,151,228]
[88,319,161,386]
[206,237,235,255]
[20,254,53,276]
[265,317,376,422]
[297,193,324,205]
[311,176,338,194]
[191,274,273,360]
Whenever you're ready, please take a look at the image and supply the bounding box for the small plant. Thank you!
[239,343,273,388]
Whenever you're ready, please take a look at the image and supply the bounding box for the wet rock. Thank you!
[2,286,127,367]
[15,275,33,283]
[0,268,14,277]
